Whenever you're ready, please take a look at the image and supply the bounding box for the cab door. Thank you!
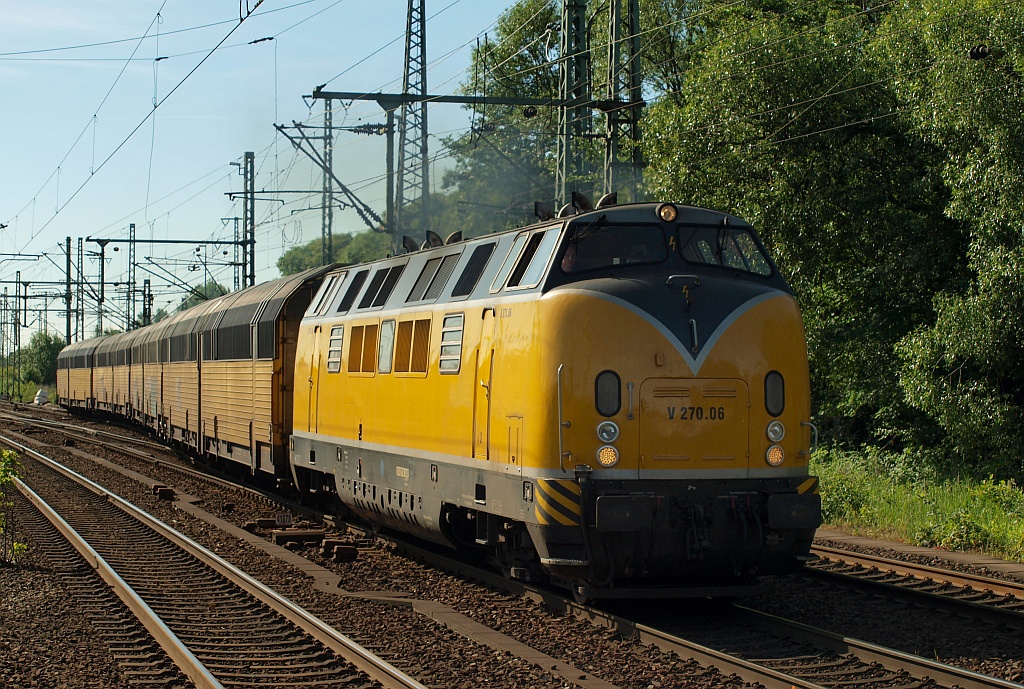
[307,325,322,433]
[473,308,496,460]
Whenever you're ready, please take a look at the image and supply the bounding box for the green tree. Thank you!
[276,230,393,276]
[436,0,562,234]
[20,331,66,387]
[178,281,229,311]
[642,0,967,448]
[878,0,1024,477]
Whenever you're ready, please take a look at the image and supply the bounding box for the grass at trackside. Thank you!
[810,449,1024,564]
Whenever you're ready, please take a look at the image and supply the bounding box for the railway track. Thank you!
[5,432,424,689]
[5,407,1024,689]
[383,533,1024,689]
[807,544,1024,624]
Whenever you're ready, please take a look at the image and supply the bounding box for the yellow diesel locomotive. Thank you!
[291,201,820,599]
[58,201,820,599]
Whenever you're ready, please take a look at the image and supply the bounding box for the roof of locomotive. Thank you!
[301,201,774,323]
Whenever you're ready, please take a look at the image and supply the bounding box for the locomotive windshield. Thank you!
[561,222,668,273]
[678,225,773,277]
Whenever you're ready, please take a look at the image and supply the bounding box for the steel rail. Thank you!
[811,544,1024,597]
[14,475,224,689]
[1,433,427,689]
[733,604,1024,689]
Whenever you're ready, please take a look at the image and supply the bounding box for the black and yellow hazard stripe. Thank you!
[797,476,820,494]
[534,479,582,526]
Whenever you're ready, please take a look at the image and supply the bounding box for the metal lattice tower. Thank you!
[242,151,256,288]
[556,0,591,206]
[321,99,334,265]
[128,222,136,328]
[604,0,643,200]
[395,0,429,240]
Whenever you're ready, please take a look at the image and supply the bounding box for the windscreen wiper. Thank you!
[570,213,608,243]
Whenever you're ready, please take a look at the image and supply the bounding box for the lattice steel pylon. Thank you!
[394,0,429,241]
[604,0,643,201]
[321,99,334,265]
[556,0,591,206]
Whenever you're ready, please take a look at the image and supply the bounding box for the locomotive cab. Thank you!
[526,204,821,597]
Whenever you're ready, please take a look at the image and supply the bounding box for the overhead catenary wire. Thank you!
[16,1,269,253]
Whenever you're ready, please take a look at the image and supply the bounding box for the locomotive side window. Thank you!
[361,323,379,372]
[327,326,343,373]
[679,226,772,276]
[439,314,464,374]
[424,253,461,300]
[407,257,443,302]
[489,234,529,293]
[452,242,496,297]
[411,319,431,372]
[507,229,559,289]
[313,273,345,315]
[338,270,369,313]
[378,320,396,374]
[562,223,667,273]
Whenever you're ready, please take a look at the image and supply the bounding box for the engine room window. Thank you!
[395,318,432,374]
[562,223,667,273]
[313,273,344,315]
[679,225,772,276]
[424,253,461,300]
[338,270,369,313]
[407,257,443,302]
[439,313,464,374]
[327,326,343,373]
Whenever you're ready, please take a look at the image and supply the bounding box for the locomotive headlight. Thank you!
[597,445,619,467]
[766,420,785,443]
[766,445,785,466]
[656,203,678,222]
[596,421,619,443]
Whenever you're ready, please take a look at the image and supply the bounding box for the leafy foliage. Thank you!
[276,231,392,276]
[643,0,968,450]
[177,281,229,311]
[879,0,1024,478]
[20,331,66,386]
[1,449,26,565]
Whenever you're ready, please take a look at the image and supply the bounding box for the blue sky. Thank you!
[0,0,513,328]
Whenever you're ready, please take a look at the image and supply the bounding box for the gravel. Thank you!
[0,514,135,689]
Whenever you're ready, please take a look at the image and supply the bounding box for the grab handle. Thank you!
[557,364,571,471]
[801,420,819,453]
